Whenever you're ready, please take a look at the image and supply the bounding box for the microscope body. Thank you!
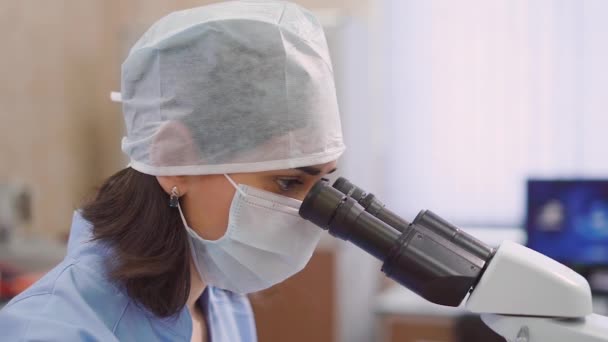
[299,178,608,342]
[468,240,608,341]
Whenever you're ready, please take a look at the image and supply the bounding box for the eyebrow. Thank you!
[295,166,338,176]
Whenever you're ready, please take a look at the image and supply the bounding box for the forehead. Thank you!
[306,160,338,170]
[260,160,338,175]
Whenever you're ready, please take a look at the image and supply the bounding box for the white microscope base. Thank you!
[482,313,608,342]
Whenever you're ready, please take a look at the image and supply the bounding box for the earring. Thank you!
[169,186,180,208]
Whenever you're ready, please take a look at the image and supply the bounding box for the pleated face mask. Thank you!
[177,174,322,294]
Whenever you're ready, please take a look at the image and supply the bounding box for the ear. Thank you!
[156,176,189,196]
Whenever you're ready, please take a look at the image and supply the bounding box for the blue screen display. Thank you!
[526,180,608,266]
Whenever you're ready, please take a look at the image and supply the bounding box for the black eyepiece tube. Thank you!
[332,177,367,201]
[300,180,401,260]
[332,177,411,232]
[300,179,492,307]
[413,210,494,261]
[333,177,495,261]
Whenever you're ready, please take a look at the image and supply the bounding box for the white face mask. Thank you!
[178,174,323,294]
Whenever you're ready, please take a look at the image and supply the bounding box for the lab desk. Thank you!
[0,236,66,271]
[0,236,66,302]
[375,284,608,342]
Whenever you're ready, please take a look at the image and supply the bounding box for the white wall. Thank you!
[380,0,608,227]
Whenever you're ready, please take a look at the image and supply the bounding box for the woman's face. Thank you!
[158,160,338,240]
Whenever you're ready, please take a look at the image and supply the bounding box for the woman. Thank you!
[0,1,345,341]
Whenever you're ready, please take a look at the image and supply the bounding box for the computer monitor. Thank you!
[526,179,608,267]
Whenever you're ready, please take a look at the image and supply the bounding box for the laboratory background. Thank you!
[2,1,608,341]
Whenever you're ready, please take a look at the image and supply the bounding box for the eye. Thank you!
[275,177,304,192]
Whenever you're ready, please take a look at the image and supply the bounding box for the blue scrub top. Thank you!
[0,211,257,341]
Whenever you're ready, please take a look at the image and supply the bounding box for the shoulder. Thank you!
[0,258,129,341]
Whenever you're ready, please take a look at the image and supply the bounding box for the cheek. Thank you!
[293,192,308,201]
[185,180,235,241]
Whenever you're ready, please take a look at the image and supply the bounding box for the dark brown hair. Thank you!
[81,167,190,317]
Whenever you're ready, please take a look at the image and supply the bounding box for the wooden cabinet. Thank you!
[378,315,455,342]
[376,314,506,342]
[250,249,336,342]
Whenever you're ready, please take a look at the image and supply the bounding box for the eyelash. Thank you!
[275,177,304,192]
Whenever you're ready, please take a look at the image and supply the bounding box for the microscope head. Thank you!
[466,240,592,318]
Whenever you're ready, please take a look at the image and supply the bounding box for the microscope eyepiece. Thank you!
[332,177,411,232]
[299,179,346,229]
[300,180,400,260]
[300,177,496,307]
[332,177,367,201]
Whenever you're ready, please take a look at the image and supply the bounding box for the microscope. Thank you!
[299,178,608,342]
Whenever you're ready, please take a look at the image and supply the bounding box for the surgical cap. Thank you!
[117,0,345,176]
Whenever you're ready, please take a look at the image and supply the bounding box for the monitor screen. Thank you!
[526,179,608,266]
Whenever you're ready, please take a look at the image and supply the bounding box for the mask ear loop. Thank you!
[179,176,245,230]
[224,174,247,197]
[170,187,192,230]
[176,198,190,229]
